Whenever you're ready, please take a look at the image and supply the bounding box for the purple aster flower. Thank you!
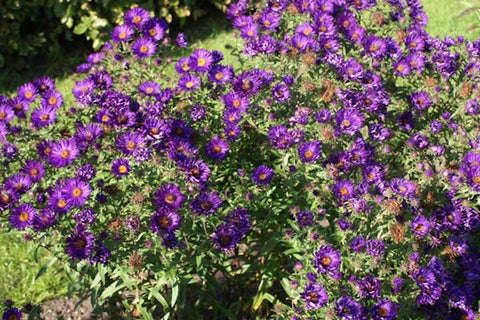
[74,208,96,225]
[178,74,201,91]
[175,57,191,74]
[190,191,223,215]
[75,162,96,182]
[271,83,290,102]
[393,59,411,76]
[449,236,468,256]
[76,63,92,73]
[10,204,37,230]
[9,97,30,118]
[301,282,328,310]
[333,180,355,200]
[371,298,399,320]
[465,99,480,116]
[87,52,104,65]
[208,65,235,85]
[115,131,144,156]
[31,105,57,128]
[153,183,185,210]
[368,124,390,142]
[335,108,364,136]
[298,141,322,163]
[189,49,214,73]
[21,160,45,183]
[72,78,95,105]
[342,58,364,81]
[350,236,366,252]
[34,76,55,93]
[149,209,181,234]
[41,89,63,108]
[363,35,386,58]
[252,165,274,185]
[2,307,22,320]
[138,81,161,96]
[392,278,404,294]
[268,125,293,149]
[176,32,188,47]
[18,82,37,102]
[296,210,313,227]
[212,223,240,251]
[315,109,331,123]
[62,178,91,207]
[88,71,113,90]
[190,104,207,122]
[357,274,381,299]
[222,91,249,113]
[89,240,111,265]
[65,225,95,260]
[124,7,150,28]
[112,158,131,178]
[366,239,385,257]
[0,187,17,211]
[0,103,15,122]
[314,244,342,275]
[410,91,433,110]
[391,178,416,198]
[205,136,229,161]
[4,174,32,195]
[179,158,211,184]
[225,207,251,236]
[162,232,178,248]
[131,38,156,58]
[111,24,135,42]
[74,123,103,150]
[143,17,166,41]
[48,139,79,168]
[411,215,430,237]
[335,296,364,319]
[397,111,415,131]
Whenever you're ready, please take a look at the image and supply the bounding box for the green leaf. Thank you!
[171,282,179,308]
[34,256,57,281]
[73,23,88,35]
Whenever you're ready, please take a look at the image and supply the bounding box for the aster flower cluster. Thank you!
[1,0,480,318]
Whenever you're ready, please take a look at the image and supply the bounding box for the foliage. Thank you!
[0,0,230,69]
[458,0,480,31]
[1,0,480,319]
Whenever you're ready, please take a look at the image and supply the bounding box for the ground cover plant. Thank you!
[1,0,480,319]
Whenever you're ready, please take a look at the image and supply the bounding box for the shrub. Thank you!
[1,0,480,319]
[0,0,230,68]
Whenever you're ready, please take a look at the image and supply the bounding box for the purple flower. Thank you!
[153,183,185,210]
[41,89,63,108]
[225,207,251,236]
[115,131,144,156]
[393,59,411,76]
[62,178,91,207]
[111,158,131,178]
[314,244,342,275]
[223,91,249,112]
[205,136,229,161]
[298,141,321,163]
[0,104,15,123]
[124,7,150,28]
[2,307,23,320]
[268,125,293,149]
[315,109,331,123]
[180,158,211,184]
[111,24,135,42]
[212,223,240,251]
[271,83,290,102]
[296,210,313,227]
[335,108,364,136]
[371,298,399,320]
[138,81,161,96]
[208,65,234,85]
[48,139,79,168]
[178,74,201,91]
[391,178,416,198]
[131,38,156,58]
[252,165,274,185]
[149,209,181,234]
[334,296,364,319]
[392,277,404,293]
[189,49,214,73]
[18,82,37,102]
[31,105,57,128]
[65,225,95,260]
[333,180,355,200]
[366,239,385,257]
[21,160,45,183]
[301,282,329,310]
[357,274,381,299]
[176,32,188,47]
[411,215,430,237]
[143,17,166,41]
[190,191,223,215]
[10,204,37,230]
[350,236,366,252]
[410,91,433,110]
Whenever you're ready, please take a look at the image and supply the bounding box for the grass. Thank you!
[423,0,480,39]
[0,1,478,309]
[0,232,68,306]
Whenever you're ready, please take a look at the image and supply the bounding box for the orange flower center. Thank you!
[197,58,206,67]
[320,256,331,266]
[339,187,349,196]
[72,187,82,197]
[19,211,29,222]
[118,165,127,174]
[126,141,136,151]
[140,45,149,53]
[164,193,176,204]
[60,150,70,159]
[49,97,57,105]
[342,120,351,128]
[304,150,314,159]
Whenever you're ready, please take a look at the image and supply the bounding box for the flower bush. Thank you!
[1,0,480,319]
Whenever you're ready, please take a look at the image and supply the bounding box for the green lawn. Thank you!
[0,0,478,309]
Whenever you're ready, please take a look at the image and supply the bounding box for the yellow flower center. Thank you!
[320,256,331,266]
[30,168,39,176]
[213,145,221,153]
[145,87,154,94]
[48,97,57,105]
[377,307,388,317]
[58,199,67,208]
[0,112,6,119]
[149,28,157,36]
[304,150,314,159]
[19,211,29,222]
[101,115,109,123]
[342,119,351,128]
[118,165,128,174]
[25,91,33,99]
[197,58,206,67]
[215,72,224,80]
[126,141,136,151]
[133,16,142,24]
[60,150,70,159]
[164,193,176,204]
[259,173,267,180]
[473,176,480,184]
[140,45,149,53]
[41,114,49,121]
[339,187,349,196]
[72,187,82,197]
[186,81,194,88]
[119,32,127,39]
